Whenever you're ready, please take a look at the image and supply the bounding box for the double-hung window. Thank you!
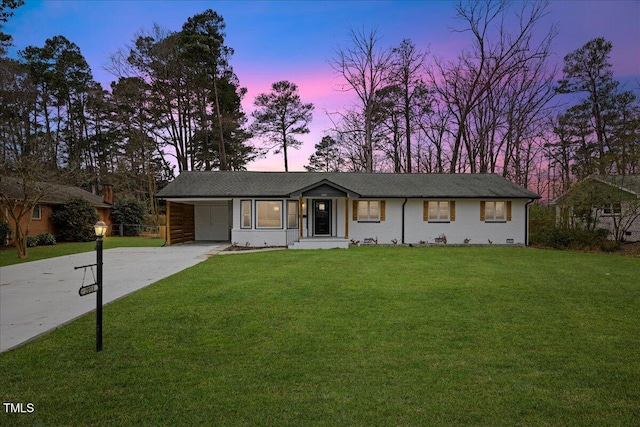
[240,200,252,229]
[287,201,299,229]
[486,201,505,221]
[357,200,380,222]
[425,201,454,222]
[256,201,282,228]
[481,201,511,222]
[603,202,622,216]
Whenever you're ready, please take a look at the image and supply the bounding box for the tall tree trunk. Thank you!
[212,75,228,170]
[405,96,411,173]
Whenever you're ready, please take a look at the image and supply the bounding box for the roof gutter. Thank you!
[525,198,535,246]
[401,198,408,244]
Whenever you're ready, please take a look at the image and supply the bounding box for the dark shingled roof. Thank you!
[595,175,640,196]
[157,171,540,199]
[1,178,111,208]
[553,174,640,204]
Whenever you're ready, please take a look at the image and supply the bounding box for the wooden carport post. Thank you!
[299,196,304,240]
[166,201,172,246]
[345,197,349,239]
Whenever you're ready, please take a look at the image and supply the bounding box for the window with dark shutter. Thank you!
[356,200,383,222]
[424,201,452,222]
[483,201,509,222]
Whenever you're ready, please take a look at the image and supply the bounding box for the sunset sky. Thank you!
[5,0,640,171]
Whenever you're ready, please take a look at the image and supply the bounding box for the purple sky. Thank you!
[6,0,640,171]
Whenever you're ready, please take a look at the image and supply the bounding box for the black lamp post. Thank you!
[94,220,108,352]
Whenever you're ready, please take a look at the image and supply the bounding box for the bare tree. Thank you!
[427,0,556,179]
[0,177,56,258]
[331,27,393,172]
[499,58,557,187]
[415,95,451,173]
[375,84,404,172]
[388,39,429,173]
[328,109,368,172]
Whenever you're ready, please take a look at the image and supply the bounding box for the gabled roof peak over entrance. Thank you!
[290,179,360,198]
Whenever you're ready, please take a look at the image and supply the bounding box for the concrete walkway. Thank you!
[0,243,228,353]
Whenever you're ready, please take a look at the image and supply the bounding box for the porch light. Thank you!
[94,221,108,237]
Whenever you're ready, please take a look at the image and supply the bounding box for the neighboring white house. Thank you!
[156,171,540,249]
[554,175,640,242]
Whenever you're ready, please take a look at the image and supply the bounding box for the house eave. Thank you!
[160,194,540,201]
[155,171,541,200]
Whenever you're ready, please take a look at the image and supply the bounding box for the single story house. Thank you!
[553,174,640,242]
[0,178,113,241]
[156,171,540,249]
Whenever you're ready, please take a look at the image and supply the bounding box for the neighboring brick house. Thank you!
[1,178,113,242]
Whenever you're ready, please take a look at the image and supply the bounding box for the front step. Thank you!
[289,238,350,250]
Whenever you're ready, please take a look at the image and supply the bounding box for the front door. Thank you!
[313,199,331,236]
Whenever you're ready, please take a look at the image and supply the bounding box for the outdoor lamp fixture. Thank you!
[94,220,108,238]
[94,220,107,352]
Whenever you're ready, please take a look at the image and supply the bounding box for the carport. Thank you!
[166,199,232,245]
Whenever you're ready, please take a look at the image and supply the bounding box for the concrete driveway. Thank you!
[0,243,228,353]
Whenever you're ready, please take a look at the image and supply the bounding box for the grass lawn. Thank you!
[0,237,164,267]
[1,247,638,426]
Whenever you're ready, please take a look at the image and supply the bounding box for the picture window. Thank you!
[256,201,282,229]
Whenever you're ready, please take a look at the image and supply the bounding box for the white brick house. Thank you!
[157,172,540,249]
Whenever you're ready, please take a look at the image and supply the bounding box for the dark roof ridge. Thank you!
[157,171,540,199]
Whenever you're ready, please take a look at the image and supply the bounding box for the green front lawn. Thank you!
[0,237,164,267]
[1,247,638,426]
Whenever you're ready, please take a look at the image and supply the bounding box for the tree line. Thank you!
[318,1,640,203]
[2,0,639,210]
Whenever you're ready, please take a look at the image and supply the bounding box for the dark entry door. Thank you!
[313,200,331,235]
